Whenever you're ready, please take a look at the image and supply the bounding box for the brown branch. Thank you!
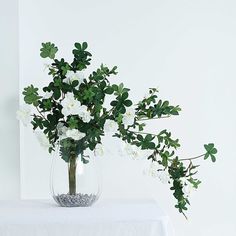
[179,154,205,162]
[137,115,171,121]
[129,130,158,137]
[36,106,46,119]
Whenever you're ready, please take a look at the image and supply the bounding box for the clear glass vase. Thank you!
[50,140,101,207]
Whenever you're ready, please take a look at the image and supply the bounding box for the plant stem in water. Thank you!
[68,155,77,195]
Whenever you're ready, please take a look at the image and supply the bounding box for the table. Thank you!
[0,199,174,236]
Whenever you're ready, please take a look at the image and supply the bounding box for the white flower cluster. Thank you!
[123,143,142,160]
[122,107,135,126]
[94,143,104,157]
[35,132,51,150]
[64,71,85,89]
[77,105,92,123]
[66,129,85,141]
[180,178,195,198]
[35,128,85,150]
[144,161,171,184]
[104,119,118,133]
[61,93,80,117]
[102,107,135,134]
[61,93,92,122]
[120,142,153,160]
[57,122,85,141]
[16,105,32,126]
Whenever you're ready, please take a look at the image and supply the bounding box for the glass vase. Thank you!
[50,140,101,207]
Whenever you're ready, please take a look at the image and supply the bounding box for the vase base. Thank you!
[54,193,98,207]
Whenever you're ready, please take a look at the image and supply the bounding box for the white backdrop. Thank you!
[0,0,20,199]
[18,0,236,236]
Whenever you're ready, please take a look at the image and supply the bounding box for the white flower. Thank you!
[104,119,118,133]
[78,105,92,123]
[64,71,85,89]
[182,184,192,198]
[57,122,68,140]
[61,93,92,121]
[122,107,135,126]
[181,178,195,197]
[145,161,160,178]
[157,171,170,184]
[94,143,104,157]
[16,105,32,126]
[145,161,170,184]
[35,132,51,149]
[43,91,53,99]
[66,129,85,141]
[124,143,142,160]
[57,122,65,132]
[61,93,81,117]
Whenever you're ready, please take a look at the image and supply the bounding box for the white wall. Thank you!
[0,0,20,199]
[18,0,236,236]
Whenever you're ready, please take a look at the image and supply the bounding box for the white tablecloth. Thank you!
[0,199,174,236]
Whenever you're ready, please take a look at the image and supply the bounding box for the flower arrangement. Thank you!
[17,42,217,216]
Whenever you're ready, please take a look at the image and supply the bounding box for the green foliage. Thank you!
[110,83,132,116]
[68,117,79,129]
[21,41,217,217]
[23,85,41,106]
[136,134,156,149]
[42,99,52,111]
[59,139,73,162]
[72,42,92,70]
[169,162,189,214]
[136,88,181,119]
[83,88,95,101]
[188,177,201,189]
[157,129,180,149]
[60,139,85,162]
[32,116,44,130]
[40,42,58,59]
[51,58,71,77]
[204,143,217,162]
